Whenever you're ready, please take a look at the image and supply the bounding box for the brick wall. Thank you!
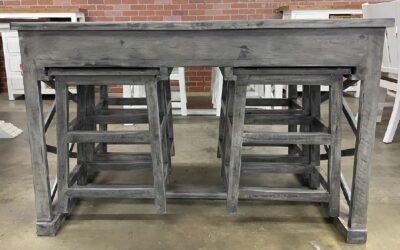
[0,0,386,93]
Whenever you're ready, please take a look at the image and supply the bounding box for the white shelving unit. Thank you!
[279,5,362,95]
[0,8,85,100]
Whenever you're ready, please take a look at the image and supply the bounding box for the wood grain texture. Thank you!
[66,185,155,198]
[66,131,150,144]
[12,19,393,30]
[239,187,330,202]
[349,29,385,234]
[309,85,322,189]
[99,85,108,153]
[55,79,69,214]
[15,21,389,240]
[328,77,343,217]
[243,131,333,145]
[15,27,391,71]
[226,77,248,213]
[145,78,167,213]
[22,60,53,223]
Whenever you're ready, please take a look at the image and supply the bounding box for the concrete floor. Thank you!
[0,93,400,249]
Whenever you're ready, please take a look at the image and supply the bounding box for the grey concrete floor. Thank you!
[0,93,400,250]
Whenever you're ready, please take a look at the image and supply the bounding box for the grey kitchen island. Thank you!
[12,19,393,243]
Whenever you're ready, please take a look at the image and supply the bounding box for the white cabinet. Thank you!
[2,31,23,99]
[0,10,85,100]
[282,9,362,20]
[279,5,362,94]
[2,31,57,99]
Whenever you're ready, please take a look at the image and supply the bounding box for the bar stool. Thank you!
[219,67,349,217]
[49,67,173,214]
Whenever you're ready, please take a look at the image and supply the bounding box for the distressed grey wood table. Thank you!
[12,19,392,243]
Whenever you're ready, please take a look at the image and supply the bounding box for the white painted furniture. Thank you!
[0,120,22,138]
[170,67,187,116]
[363,1,400,143]
[0,8,85,100]
[212,67,280,116]
[280,5,362,20]
[212,67,223,116]
[279,4,362,95]
[125,66,276,117]
[123,67,188,116]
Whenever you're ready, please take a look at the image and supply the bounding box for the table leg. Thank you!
[334,32,385,244]
[22,64,59,235]
[328,77,343,217]
[145,78,167,213]
[55,79,70,215]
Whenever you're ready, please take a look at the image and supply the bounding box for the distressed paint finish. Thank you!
[12,20,391,242]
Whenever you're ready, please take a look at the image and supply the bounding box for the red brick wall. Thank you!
[0,0,386,93]
[184,67,211,92]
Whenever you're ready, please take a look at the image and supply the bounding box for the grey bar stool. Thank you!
[219,67,350,217]
[49,67,173,214]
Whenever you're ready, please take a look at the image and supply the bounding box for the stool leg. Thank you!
[288,85,298,154]
[77,85,96,185]
[309,85,321,189]
[221,80,234,184]
[301,85,312,186]
[217,80,228,158]
[164,78,175,157]
[145,79,167,213]
[55,79,70,214]
[158,79,172,178]
[227,79,248,213]
[76,85,88,185]
[328,78,342,217]
[99,85,108,153]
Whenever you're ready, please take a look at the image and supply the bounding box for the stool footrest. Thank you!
[94,152,152,162]
[242,154,307,163]
[239,187,329,202]
[246,98,290,107]
[89,153,154,171]
[243,131,332,145]
[245,109,303,115]
[108,98,147,106]
[66,185,155,198]
[88,162,152,172]
[92,108,148,124]
[245,113,313,125]
[242,142,300,147]
[242,162,312,174]
[66,131,150,144]
[166,184,226,199]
